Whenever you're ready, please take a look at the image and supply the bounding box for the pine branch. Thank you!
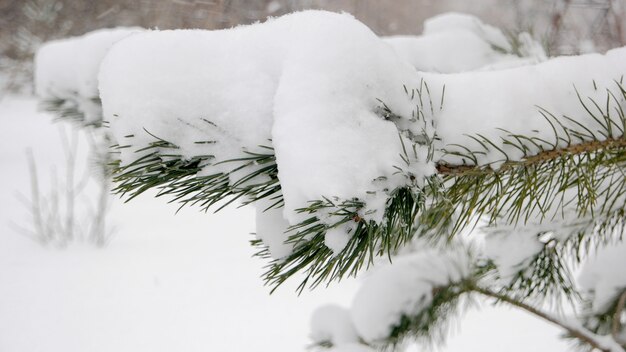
[384,282,471,348]
[106,80,626,296]
[258,186,425,293]
[413,82,626,305]
[500,238,578,304]
[436,136,626,176]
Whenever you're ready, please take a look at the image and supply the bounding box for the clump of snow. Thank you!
[324,226,353,255]
[100,10,434,256]
[34,27,142,124]
[350,248,470,342]
[578,238,626,314]
[267,12,432,226]
[255,195,293,259]
[483,230,544,283]
[310,304,360,346]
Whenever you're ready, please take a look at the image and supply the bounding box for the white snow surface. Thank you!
[0,96,361,352]
[34,27,142,124]
[350,248,470,342]
[578,238,626,314]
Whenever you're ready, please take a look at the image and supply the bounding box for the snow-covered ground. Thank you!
[0,95,570,351]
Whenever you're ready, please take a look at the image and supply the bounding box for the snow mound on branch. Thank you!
[579,238,626,314]
[268,12,431,226]
[98,9,626,261]
[384,13,543,73]
[35,27,142,124]
[310,304,360,346]
[350,248,470,342]
[422,46,626,168]
[100,10,434,255]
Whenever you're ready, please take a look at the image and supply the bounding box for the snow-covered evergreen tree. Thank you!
[35,11,626,352]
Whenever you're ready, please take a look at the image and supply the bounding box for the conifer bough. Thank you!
[36,10,626,352]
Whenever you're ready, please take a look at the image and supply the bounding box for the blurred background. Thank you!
[1,0,625,93]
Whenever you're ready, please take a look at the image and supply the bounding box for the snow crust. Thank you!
[34,27,142,124]
[350,248,470,342]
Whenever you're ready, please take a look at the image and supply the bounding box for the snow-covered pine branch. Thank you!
[34,10,626,352]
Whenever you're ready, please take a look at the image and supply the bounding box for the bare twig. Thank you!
[473,285,619,352]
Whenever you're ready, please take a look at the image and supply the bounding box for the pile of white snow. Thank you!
[34,27,143,124]
[98,11,434,258]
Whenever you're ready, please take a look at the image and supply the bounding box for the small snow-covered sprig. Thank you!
[307,248,476,349]
[111,132,281,212]
[255,186,427,293]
